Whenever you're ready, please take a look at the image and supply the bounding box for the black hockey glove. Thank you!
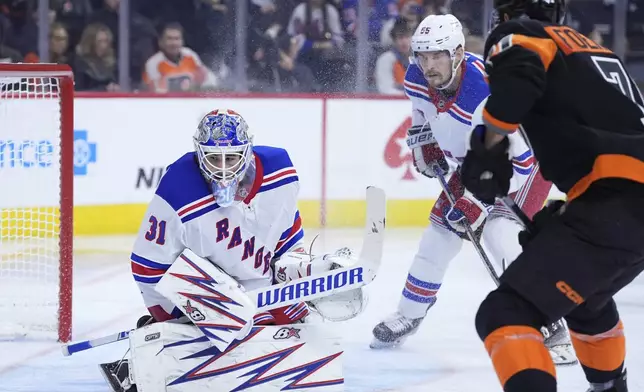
[517,200,566,248]
[460,126,513,205]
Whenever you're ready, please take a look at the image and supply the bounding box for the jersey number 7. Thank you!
[591,55,644,124]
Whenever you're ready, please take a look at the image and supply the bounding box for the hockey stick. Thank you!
[499,196,536,232]
[435,171,500,285]
[62,330,130,356]
[62,187,386,356]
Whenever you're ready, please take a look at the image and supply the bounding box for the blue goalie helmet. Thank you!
[194,109,254,207]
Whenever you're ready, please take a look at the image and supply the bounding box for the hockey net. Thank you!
[0,64,74,342]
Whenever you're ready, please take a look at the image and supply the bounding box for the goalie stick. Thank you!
[62,330,131,356]
[62,186,386,357]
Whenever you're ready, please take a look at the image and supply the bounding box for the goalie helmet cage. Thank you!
[0,63,74,343]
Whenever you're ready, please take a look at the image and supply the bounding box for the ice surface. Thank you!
[0,229,642,391]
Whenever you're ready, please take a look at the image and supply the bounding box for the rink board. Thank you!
[1,94,566,235]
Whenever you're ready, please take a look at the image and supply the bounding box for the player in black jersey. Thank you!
[459,0,644,391]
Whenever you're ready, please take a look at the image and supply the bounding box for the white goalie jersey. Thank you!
[130,146,306,324]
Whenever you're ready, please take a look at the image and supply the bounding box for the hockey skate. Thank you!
[542,319,578,366]
[586,369,628,392]
[370,312,423,349]
[99,359,136,392]
[99,315,153,392]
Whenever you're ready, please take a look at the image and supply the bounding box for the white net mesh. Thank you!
[0,76,63,340]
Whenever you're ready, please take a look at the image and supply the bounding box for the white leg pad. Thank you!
[397,224,463,319]
[129,321,344,392]
[154,249,258,353]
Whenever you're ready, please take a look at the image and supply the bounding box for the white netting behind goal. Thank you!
[0,76,65,340]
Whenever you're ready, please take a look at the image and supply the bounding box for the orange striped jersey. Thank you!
[143,48,207,92]
[482,19,644,199]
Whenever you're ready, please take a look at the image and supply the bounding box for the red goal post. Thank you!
[0,63,74,342]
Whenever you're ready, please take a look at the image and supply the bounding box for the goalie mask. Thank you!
[194,109,254,207]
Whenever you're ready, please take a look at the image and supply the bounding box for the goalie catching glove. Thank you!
[274,246,367,322]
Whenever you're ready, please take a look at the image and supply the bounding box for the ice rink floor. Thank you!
[1,228,643,391]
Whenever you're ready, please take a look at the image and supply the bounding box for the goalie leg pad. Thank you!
[129,321,344,392]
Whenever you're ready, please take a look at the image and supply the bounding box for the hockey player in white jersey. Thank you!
[100,109,367,392]
[370,14,576,365]
[129,108,314,325]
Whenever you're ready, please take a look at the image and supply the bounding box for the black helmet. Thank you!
[493,0,566,25]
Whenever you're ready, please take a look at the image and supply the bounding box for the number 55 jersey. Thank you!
[481,19,644,200]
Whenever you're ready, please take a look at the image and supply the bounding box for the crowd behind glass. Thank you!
[1,0,642,93]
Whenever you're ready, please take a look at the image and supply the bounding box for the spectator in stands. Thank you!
[380,0,422,47]
[374,17,410,95]
[341,0,398,43]
[0,12,21,62]
[89,0,156,85]
[248,31,318,92]
[422,0,449,16]
[193,0,231,65]
[2,0,37,61]
[49,22,72,64]
[288,0,349,91]
[50,0,93,51]
[248,0,316,92]
[142,22,218,92]
[288,0,344,47]
[451,0,484,36]
[73,22,120,91]
[250,0,295,38]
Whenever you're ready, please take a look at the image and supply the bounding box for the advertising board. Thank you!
[1,93,566,235]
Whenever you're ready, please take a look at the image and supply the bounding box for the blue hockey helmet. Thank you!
[194,109,254,207]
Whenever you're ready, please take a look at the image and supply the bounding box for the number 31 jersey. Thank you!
[481,19,644,200]
[129,146,304,321]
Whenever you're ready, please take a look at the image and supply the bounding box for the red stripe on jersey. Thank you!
[451,104,472,120]
[178,195,215,217]
[403,81,428,94]
[148,305,175,322]
[264,168,297,183]
[131,261,166,276]
[244,153,264,204]
[513,156,535,168]
[276,215,303,252]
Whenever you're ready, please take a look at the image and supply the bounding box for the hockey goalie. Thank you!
[100,109,371,392]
